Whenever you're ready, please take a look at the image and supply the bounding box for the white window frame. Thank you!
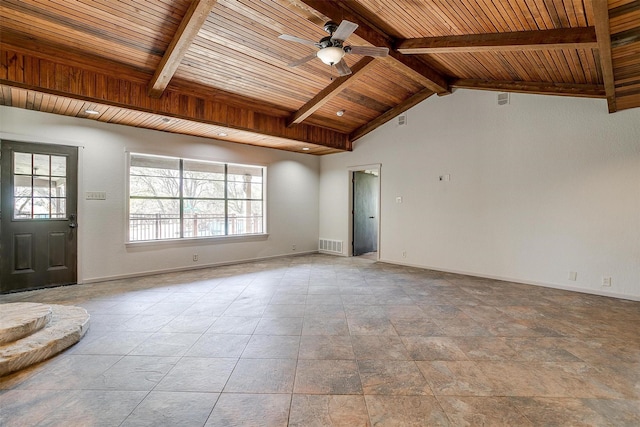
[125,152,267,244]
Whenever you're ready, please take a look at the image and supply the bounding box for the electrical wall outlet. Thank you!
[602,277,611,287]
[292,244,296,251]
[402,251,407,258]
[569,271,577,281]
[193,254,198,262]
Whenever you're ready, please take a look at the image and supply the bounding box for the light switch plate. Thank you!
[86,191,107,200]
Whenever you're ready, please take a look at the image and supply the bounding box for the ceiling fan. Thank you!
[278,20,389,76]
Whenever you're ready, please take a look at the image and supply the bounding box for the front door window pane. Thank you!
[33,154,50,175]
[14,152,32,174]
[51,178,66,197]
[14,198,32,218]
[51,156,66,176]
[33,177,51,197]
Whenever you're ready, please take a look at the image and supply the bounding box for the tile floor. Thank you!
[0,254,639,426]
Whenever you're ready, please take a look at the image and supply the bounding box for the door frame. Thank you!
[347,164,381,259]
[0,132,84,285]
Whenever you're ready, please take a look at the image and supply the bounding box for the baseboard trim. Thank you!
[81,251,319,284]
[378,258,640,302]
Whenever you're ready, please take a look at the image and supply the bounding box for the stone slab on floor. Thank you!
[0,302,52,345]
[0,303,90,377]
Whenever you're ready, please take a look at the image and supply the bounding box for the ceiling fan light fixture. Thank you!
[317,46,345,65]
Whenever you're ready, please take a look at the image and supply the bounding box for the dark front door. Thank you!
[1,140,78,293]
[353,171,378,256]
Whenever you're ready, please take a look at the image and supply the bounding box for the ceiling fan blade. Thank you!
[348,45,389,57]
[331,20,358,42]
[287,53,317,67]
[279,34,319,47]
[335,59,352,76]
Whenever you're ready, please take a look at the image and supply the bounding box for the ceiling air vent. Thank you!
[398,113,408,126]
[497,92,510,105]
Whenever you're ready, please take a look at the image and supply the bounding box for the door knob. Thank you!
[69,214,77,229]
[369,216,375,219]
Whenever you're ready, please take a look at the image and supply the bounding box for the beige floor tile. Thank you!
[155,357,237,392]
[510,397,611,426]
[207,316,259,334]
[121,391,217,426]
[401,336,469,361]
[223,358,296,393]
[254,317,303,335]
[289,395,370,427]
[205,393,291,427]
[437,396,533,426]
[416,361,496,396]
[358,360,432,396]
[294,360,362,394]
[302,317,349,335]
[241,335,300,359]
[351,335,410,360]
[87,355,179,391]
[347,317,397,335]
[186,333,250,358]
[365,395,450,426]
[298,335,355,360]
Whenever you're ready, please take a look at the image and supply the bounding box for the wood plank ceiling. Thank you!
[0,0,638,155]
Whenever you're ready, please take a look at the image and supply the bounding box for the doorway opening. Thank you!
[350,165,380,260]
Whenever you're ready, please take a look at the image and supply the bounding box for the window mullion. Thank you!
[224,164,229,236]
[179,159,184,238]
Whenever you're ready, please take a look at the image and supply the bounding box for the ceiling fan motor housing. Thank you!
[319,36,344,49]
[323,21,339,34]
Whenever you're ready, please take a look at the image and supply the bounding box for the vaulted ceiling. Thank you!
[1,0,638,155]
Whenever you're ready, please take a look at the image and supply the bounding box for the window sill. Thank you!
[125,233,269,249]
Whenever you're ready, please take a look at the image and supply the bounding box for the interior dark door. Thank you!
[1,140,78,293]
[353,171,378,256]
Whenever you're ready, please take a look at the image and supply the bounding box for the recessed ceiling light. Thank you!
[302,147,310,151]
[218,132,228,137]
[85,109,100,115]
[162,117,172,123]
[336,109,345,117]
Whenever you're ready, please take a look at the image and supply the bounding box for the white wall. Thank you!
[1,107,320,282]
[320,90,640,300]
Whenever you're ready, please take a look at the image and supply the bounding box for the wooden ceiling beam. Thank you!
[288,57,377,126]
[148,0,218,98]
[396,28,598,54]
[591,0,617,113]
[0,50,349,151]
[296,0,450,94]
[452,79,606,98]
[350,88,434,142]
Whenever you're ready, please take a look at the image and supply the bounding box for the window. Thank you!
[128,153,264,242]
[13,152,67,219]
